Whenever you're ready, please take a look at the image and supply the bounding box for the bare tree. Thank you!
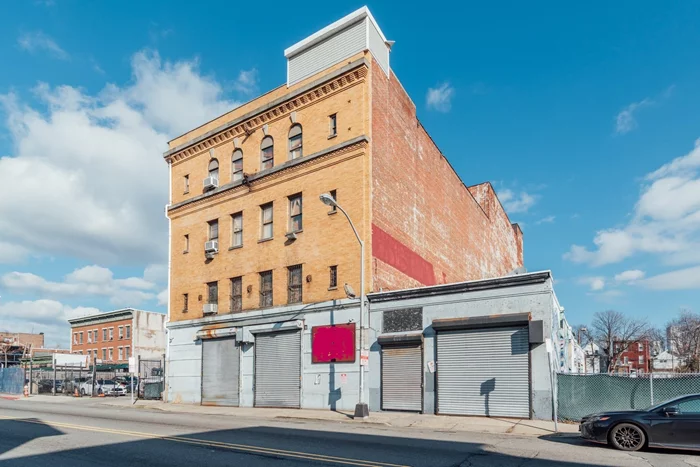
[667,311,700,372]
[590,310,651,373]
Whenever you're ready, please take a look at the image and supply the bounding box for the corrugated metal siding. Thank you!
[381,344,422,411]
[254,331,301,408]
[288,18,367,86]
[201,337,240,406]
[437,327,529,418]
[367,19,389,75]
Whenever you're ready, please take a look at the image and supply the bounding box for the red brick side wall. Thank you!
[370,59,523,291]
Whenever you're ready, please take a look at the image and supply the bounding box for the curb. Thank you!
[0,395,21,401]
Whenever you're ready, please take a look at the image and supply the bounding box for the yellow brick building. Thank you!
[164,7,523,410]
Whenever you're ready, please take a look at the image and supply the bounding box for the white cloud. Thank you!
[157,289,168,307]
[232,68,259,95]
[0,50,239,265]
[426,83,455,113]
[144,263,168,283]
[579,276,606,291]
[17,31,69,60]
[536,215,556,225]
[614,270,645,282]
[0,299,99,348]
[498,189,538,214]
[565,139,700,269]
[615,98,652,134]
[0,265,161,306]
[640,266,700,290]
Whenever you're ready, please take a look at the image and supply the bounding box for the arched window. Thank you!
[288,124,302,160]
[261,136,274,170]
[232,149,243,182]
[208,159,219,179]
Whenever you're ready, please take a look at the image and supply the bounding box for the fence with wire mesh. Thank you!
[557,372,700,421]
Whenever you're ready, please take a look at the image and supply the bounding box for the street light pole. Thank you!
[319,193,368,419]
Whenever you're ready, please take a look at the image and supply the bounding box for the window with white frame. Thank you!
[118,326,124,339]
[261,203,273,239]
[118,347,123,360]
[108,348,114,361]
[232,149,243,182]
[109,328,114,340]
[125,325,131,340]
[231,212,243,247]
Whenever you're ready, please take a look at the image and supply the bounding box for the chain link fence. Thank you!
[557,372,700,421]
[28,368,128,396]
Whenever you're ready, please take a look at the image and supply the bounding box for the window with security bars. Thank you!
[329,265,338,288]
[231,212,243,247]
[230,277,242,313]
[288,265,303,304]
[232,149,243,182]
[260,271,273,307]
[261,136,274,170]
[289,194,302,232]
[261,203,273,239]
[288,125,302,160]
[207,281,218,304]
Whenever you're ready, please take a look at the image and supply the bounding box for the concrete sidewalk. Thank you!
[16,394,578,437]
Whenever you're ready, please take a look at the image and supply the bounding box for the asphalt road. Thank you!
[0,399,698,467]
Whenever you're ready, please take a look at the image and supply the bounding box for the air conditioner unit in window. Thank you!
[203,304,218,315]
[203,177,219,190]
[204,240,219,253]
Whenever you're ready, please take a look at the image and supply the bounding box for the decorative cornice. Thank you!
[164,58,369,164]
[168,135,369,215]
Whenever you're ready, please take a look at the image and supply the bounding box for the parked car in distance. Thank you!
[79,378,126,396]
[580,394,700,451]
[114,376,138,393]
[37,379,63,393]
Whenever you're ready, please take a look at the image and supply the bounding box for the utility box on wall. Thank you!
[311,323,356,363]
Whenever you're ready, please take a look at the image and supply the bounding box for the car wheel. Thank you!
[609,423,646,451]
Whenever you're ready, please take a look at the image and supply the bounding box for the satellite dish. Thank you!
[344,283,356,299]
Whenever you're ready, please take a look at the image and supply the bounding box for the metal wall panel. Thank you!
[288,18,366,85]
[367,19,389,75]
[201,337,240,406]
[437,327,529,418]
[381,344,422,411]
[254,331,301,408]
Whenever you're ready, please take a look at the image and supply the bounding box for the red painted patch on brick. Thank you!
[372,224,436,286]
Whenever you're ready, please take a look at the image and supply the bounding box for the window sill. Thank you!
[327,210,337,216]
[328,286,338,291]
[183,191,190,195]
[258,237,274,244]
[228,245,243,251]
[328,134,337,140]
[287,229,303,235]
[183,250,189,254]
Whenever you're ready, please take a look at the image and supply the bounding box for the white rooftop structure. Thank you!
[284,6,392,86]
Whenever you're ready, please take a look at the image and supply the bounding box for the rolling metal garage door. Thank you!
[201,337,240,406]
[254,331,301,408]
[437,326,529,418]
[381,344,423,412]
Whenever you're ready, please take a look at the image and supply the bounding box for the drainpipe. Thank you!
[164,160,172,402]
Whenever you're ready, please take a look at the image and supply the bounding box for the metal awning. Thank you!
[377,332,423,346]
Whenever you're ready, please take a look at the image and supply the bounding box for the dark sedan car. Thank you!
[580,394,700,451]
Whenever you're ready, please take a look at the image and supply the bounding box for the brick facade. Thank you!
[0,332,44,349]
[614,340,651,374]
[70,318,133,364]
[165,51,523,322]
[369,58,523,290]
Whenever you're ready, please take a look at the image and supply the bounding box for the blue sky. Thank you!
[1,1,699,347]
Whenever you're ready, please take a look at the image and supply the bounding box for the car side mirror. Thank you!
[662,406,679,417]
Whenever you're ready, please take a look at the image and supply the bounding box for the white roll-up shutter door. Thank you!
[254,331,301,408]
[381,344,422,412]
[437,326,529,418]
[201,337,240,406]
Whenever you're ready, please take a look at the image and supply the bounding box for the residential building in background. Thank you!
[613,340,651,375]
[68,309,166,366]
[0,332,45,367]
[583,342,602,374]
[165,6,539,415]
[653,350,685,372]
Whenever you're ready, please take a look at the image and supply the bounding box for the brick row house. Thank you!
[69,309,166,366]
[163,7,547,418]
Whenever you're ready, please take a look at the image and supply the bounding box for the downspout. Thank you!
[164,160,172,402]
